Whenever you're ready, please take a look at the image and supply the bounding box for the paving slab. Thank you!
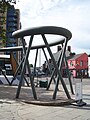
[0,84,75,106]
[0,78,90,120]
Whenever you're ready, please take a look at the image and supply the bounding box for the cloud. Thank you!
[15,0,90,65]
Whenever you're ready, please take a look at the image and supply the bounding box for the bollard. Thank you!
[75,78,86,107]
[39,80,48,88]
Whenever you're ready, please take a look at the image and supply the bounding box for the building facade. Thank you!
[63,53,88,78]
[0,2,21,75]
[53,46,88,78]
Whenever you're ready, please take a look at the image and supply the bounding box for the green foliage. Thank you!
[0,1,16,47]
[0,2,7,46]
[0,2,10,46]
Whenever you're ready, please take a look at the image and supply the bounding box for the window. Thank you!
[86,61,88,66]
[76,60,79,66]
[70,61,73,66]
[80,60,83,66]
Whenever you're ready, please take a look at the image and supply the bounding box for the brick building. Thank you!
[53,46,88,78]
[62,53,88,78]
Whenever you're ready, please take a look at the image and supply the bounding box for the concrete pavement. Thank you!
[0,78,90,120]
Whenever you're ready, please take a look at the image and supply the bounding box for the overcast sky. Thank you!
[15,0,90,66]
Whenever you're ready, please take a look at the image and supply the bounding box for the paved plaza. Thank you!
[0,78,90,120]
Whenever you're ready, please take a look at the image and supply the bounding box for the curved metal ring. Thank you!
[12,26,72,40]
[0,38,65,52]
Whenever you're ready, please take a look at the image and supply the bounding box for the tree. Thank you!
[0,0,17,47]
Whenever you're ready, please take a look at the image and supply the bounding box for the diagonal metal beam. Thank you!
[53,39,71,99]
[16,35,37,99]
[64,55,74,94]
[46,46,62,90]
[0,67,11,85]
[33,49,38,80]
[41,34,71,99]
[42,48,56,87]
[10,53,29,87]
[21,37,37,99]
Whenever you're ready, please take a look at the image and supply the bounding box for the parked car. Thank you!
[31,68,45,77]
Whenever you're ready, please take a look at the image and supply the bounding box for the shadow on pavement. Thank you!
[0,84,75,106]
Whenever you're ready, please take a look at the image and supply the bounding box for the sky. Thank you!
[14,0,90,66]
